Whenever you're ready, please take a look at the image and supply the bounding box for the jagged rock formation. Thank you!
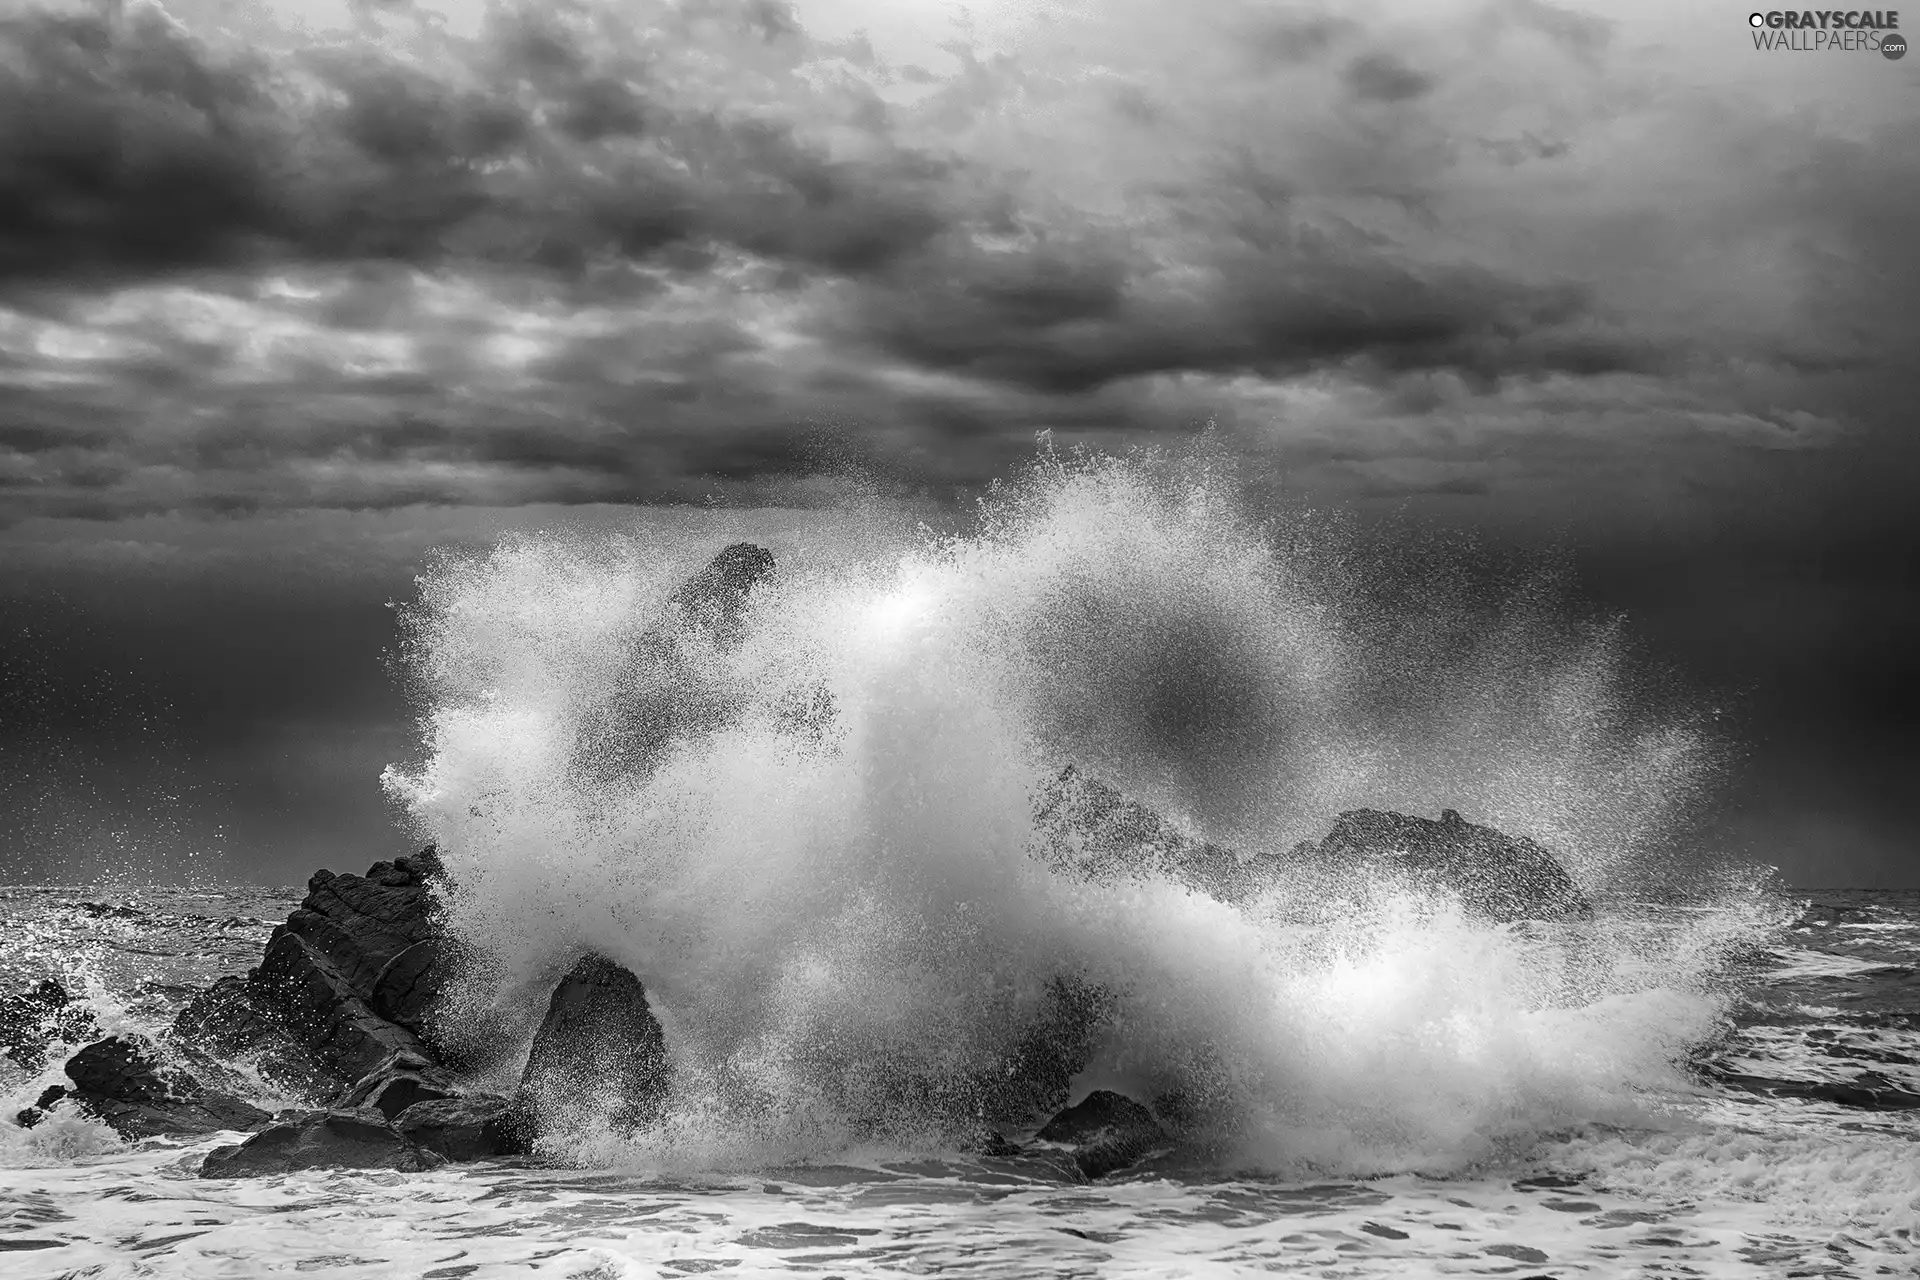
[165,848,450,1099]
[168,974,336,1099]
[1032,765,1271,903]
[13,1084,68,1130]
[1033,765,1591,922]
[1306,808,1592,922]
[252,848,450,1078]
[571,542,779,783]
[335,1048,460,1120]
[515,954,669,1141]
[62,1035,271,1139]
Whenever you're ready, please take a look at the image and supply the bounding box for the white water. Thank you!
[6,454,1918,1277]
[381,451,1780,1172]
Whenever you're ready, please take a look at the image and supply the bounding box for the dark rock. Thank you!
[199,1107,447,1177]
[1033,1090,1168,1179]
[517,954,668,1139]
[957,1125,1025,1158]
[1,980,98,1072]
[170,975,336,1102]
[370,939,441,1034]
[1033,766,1591,923]
[174,975,285,1055]
[571,544,777,783]
[77,901,144,919]
[66,1036,173,1102]
[1308,808,1592,922]
[246,847,449,1085]
[64,1035,272,1139]
[13,1085,67,1130]
[975,974,1112,1126]
[337,1049,460,1121]
[394,1094,523,1161]
[664,541,776,646]
[1032,766,1258,902]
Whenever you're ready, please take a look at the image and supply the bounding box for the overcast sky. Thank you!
[0,0,1914,887]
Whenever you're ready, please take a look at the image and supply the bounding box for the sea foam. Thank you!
[383,450,1780,1171]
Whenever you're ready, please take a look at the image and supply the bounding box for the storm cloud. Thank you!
[0,0,1905,521]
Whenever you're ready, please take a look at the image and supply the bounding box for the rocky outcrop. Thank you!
[572,543,779,784]
[1305,808,1591,922]
[1032,1090,1168,1179]
[394,1094,523,1162]
[1033,766,1591,923]
[661,541,776,647]
[200,1107,446,1177]
[1032,766,1263,902]
[63,1035,272,1139]
[515,954,668,1141]
[240,848,449,1088]
[975,975,1112,1126]
[13,1084,68,1130]
[168,975,336,1099]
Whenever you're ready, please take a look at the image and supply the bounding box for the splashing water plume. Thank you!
[383,452,1780,1174]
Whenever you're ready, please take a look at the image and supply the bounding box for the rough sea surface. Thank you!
[3,884,1917,1279]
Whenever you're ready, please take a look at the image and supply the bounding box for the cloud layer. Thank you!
[0,0,1909,520]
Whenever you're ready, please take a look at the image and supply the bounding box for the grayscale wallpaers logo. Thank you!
[1747,9,1905,54]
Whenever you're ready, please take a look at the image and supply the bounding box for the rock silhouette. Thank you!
[200,1108,446,1177]
[63,1035,271,1139]
[1033,765,1590,922]
[571,542,779,783]
[394,1094,524,1162]
[515,954,669,1142]
[1033,1090,1169,1179]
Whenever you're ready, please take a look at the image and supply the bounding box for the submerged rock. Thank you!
[200,1107,446,1177]
[1033,1090,1168,1180]
[517,954,668,1140]
[1033,766,1591,922]
[63,1035,271,1139]
[394,1094,524,1162]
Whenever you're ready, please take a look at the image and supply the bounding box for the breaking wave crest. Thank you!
[383,450,1785,1173]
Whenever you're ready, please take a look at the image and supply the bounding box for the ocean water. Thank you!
[3,887,1917,1277]
[4,455,1917,1276]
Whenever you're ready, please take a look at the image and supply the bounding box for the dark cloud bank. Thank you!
[0,0,1913,886]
